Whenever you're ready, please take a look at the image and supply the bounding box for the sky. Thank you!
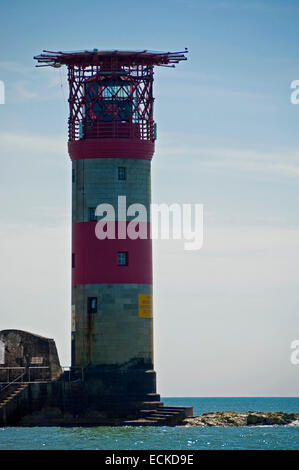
[0,0,299,396]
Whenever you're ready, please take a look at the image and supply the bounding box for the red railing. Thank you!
[70,119,154,141]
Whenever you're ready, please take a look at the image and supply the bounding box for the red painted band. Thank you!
[72,221,152,285]
[68,139,155,161]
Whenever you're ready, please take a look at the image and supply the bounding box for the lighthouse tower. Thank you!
[34,49,189,423]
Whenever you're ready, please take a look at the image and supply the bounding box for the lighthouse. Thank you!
[31,49,192,425]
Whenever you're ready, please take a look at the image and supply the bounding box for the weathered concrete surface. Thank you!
[72,284,153,369]
[181,411,299,427]
[0,330,192,427]
[0,368,158,426]
[71,157,154,372]
[72,158,151,224]
[0,330,62,381]
[0,370,192,426]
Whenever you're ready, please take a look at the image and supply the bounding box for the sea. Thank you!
[1,397,299,450]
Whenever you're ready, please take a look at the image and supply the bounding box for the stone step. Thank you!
[0,383,28,410]
[139,409,172,418]
[125,408,182,426]
[139,411,157,417]
[145,415,167,420]
[127,405,194,426]
[145,393,161,401]
[124,417,167,426]
[141,401,164,409]
[160,406,193,417]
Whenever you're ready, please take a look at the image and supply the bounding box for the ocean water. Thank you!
[1,397,299,450]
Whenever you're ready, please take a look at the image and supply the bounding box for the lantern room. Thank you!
[82,74,136,139]
[34,49,188,142]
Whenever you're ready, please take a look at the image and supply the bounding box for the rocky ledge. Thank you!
[181,411,299,427]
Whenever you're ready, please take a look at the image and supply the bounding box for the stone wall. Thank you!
[0,330,62,382]
[0,369,158,426]
[72,283,153,368]
[72,157,151,223]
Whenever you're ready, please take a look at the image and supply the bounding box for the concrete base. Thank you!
[0,368,193,426]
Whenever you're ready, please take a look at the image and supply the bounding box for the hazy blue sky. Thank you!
[0,0,299,396]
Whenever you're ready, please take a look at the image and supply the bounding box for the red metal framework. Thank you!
[67,62,154,141]
[34,50,188,141]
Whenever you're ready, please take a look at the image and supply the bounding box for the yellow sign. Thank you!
[138,294,153,318]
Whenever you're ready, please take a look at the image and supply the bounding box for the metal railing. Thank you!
[0,370,26,395]
[0,367,50,384]
[0,366,84,385]
[73,119,154,141]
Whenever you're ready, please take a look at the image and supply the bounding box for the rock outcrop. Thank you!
[181,411,299,427]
